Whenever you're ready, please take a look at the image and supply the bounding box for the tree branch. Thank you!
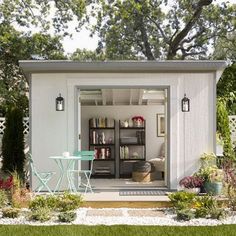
[146,15,169,43]
[181,29,205,44]
[167,0,213,59]
[134,8,155,60]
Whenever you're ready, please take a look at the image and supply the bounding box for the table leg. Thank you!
[54,159,64,193]
[67,159,75,192]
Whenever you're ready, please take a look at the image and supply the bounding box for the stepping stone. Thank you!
[86,209,123,217]
[128,209,165,217]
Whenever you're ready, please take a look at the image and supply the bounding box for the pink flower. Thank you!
[0,176,13,190]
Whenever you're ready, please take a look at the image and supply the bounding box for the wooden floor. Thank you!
[81,178,169,208]
[81,190,171,208]
[90,178,166,190]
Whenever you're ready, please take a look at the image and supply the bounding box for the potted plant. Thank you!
[200,152,216,168]
[196,166,224,195]
[179,176,204,194]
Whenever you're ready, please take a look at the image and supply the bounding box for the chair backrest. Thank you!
[74,150,95,171]
[74,151,95,161]
[28,153,39,177]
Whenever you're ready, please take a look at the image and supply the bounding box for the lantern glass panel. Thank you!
[182,95,190,112]
[56,94,64,111]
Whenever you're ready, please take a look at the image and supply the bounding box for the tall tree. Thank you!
[0,24,66,115]
[1,107,25,180]
[70,48,106,61]
[212,33,236,61]
[0,0,90,114]
[217,63,236,115]
[0,0,89,34]
[91,0,236,60]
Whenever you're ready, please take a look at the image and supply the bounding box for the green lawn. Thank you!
[0,225,236,236]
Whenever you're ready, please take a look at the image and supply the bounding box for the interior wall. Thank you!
[81,105,165,163]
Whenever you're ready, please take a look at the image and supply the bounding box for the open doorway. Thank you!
[78,88,169,189]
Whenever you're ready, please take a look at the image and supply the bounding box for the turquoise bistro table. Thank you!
[49,156,81,193]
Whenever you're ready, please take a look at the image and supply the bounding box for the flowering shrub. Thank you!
[200,153,216,168]
[196,166,224,183]
[200,152,216,161]
[0,176,13,190]
[179,176,203,188]
[209,168,224,182]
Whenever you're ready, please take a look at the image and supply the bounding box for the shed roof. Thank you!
[19,60,227,80]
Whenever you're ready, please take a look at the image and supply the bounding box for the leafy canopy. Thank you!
[90,0,236,60]
[0,24,66,115]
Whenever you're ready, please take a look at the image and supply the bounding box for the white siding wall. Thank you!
[178,74,215,180]
[31,72,215,190]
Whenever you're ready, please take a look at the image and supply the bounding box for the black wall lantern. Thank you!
[181,94,190,112]
[56,93,64,111]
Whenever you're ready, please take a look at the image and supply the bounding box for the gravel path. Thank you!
[0,208,236,226]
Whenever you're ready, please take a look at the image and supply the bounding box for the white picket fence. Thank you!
[0,117,30,179]
[229,115,236,148]
[0,117,30,136]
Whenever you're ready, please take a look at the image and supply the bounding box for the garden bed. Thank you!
[0,207,236,226]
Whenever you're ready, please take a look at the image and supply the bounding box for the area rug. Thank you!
[119,190,167,196]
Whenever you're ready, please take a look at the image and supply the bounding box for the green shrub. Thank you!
[57,192,83,212]
[195,207,209,218]
[0,189,9,207]
[194,195,216,209]
[45,195,58,209]
[176,208,195,221]
[194,195,227,220]
[29,207,51,222]
[168,192,196,210]
[29,196,47,210]
[194,195,216,218]
[1,107,25,181]
[228,192,236,211]
[29,195,57,210]
[29,193,82,213]
[2,207,20,218]
[217,100,234,160]
[58,211,77,223]
[209,207,228,220]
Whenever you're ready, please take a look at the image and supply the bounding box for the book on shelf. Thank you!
[94,147,111,159]
[136,131,145,144]
[94,167,111,174]
[89,117,114,128]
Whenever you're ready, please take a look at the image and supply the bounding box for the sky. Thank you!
[60,0,236,54]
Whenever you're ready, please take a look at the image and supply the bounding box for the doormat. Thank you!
[119,190,166,196]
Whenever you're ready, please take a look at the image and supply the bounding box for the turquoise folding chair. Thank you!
[28,154,55,194]
[69,151,95,193]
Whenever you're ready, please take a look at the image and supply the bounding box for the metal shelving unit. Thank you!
[118,120,146,178]
[89,119,116,178]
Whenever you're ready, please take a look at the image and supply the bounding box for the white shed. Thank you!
[19,60,227,191]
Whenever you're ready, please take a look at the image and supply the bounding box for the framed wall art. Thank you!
[157,114,165,137]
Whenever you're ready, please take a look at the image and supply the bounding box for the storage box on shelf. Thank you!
[89,118,116,178]
[118,120,146,178]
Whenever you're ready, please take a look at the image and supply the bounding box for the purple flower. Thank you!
[179,176,203,188]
